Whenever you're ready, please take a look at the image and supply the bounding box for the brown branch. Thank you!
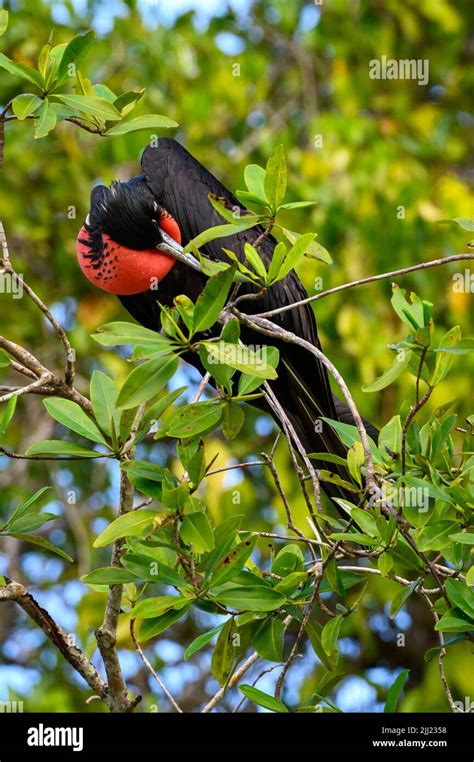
[401,386,433,474]
[233,309,376,491]
[0,579,107,700]
[95,465,138,713]
[252,253,474,319]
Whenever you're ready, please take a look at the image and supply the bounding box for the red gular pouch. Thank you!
[76,213,181,296]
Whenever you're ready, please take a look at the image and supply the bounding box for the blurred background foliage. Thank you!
[0,0,473,712]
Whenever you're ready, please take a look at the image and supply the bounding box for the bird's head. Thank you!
[76,179,182,295]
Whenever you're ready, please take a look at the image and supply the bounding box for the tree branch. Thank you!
[252,253,474,319]
[0,578,107,700]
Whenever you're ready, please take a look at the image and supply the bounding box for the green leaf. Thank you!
[236,346,279,395]
[244,243,267,279]
[281,228,332,265]
[42,43,66,90]
[276,232,316,280]
[221,402,245,440]
[209,538,256,588]
[445,579,474,620]
[93,510,157,548]
[448,532,474,545]
[90,371,118,437]
[389,579,420,619]
[81,566,136,585]
[417,521,458,552]
[424,635,466,662]
[305,620,339,671]
[6,511,58,534]
[192,264,237,333]
[0,9,8,36]
[272,544,304,576]
[267,242,287,283]
[116,355,178,410]
[264,145,287,209]
[321,615,343,655]
[279,201,318,210]
[7,532,72,561]
[52,94,121,121]
[180,511,214,553]
[347,440,364,486]
[431,326,461,386]
[203,341,278,379]
[139,386,187,438]
[391,285,429,330]
[122,554,192,588]
[130,595,189,619]
[166,401,223,439]
[244,164,267,201]
[93,321,171,347]
[11,94,43,120]
[378,415,402,457]
[104,114,178,135]
[441,217,474,232]
[2,486,51,531]
[329,532,378,546]
[184,624,225,660]
[137,605,190,642]
[210,586,285,611]
[254,617,286,662]
[0,52,44,88]
[211,617,238,684]
[433,338,474,355]
[240,685,289,713]
[0,395,17,438]
[113,89,145,116]
[378,553,394,576]
[384,669,409,713]
[275,572,308,595]
[92,83,116,102]
[435,609,474,633]
[319,417,381,461]
[185,219,260,254]
[362,352,411,393]
[25,440,104,458]
[43,398,107,445]
[174,294,195,332]
[311,671,346,701]
[56,30,95,87]
[34,101,57,139]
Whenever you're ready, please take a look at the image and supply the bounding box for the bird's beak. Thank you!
[155,230,202,273]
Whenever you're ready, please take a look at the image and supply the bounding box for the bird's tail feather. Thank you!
[280,358,378,505]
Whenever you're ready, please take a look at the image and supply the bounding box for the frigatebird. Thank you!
[77,138,377,502]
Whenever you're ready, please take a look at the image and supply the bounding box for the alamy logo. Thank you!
[453,697,474,713]
[369,55,429,86]
[0,271,23,299]
[27,723,84,752]
[0,700,24,712]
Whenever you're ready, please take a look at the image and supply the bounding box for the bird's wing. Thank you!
[142,137,254,257]
[141,138,337,421]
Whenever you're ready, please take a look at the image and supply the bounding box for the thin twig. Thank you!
[252,254,474,319]
[130,619,183,713]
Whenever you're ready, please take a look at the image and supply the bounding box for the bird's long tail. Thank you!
[277,358,378,506]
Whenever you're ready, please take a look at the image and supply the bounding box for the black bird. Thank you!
[77,138,377,502]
